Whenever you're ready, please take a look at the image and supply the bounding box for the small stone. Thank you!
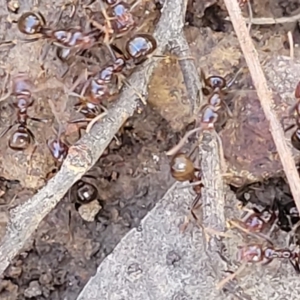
[7,0,20,13]
[6,266,22,278]
[78,200,102,222]
[24,281,42,298]
[39,273,53,285]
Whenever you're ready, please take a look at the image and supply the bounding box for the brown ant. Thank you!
[70,174,101,205]
[238,243,300,273]
[86,0,143,44]
[0,73,46,150]
[170,152,203,223]
[281,80,300,150]
[17,11,101,63]
[228,206,278,244]
[166,70,236,157]
[67,33,157,131]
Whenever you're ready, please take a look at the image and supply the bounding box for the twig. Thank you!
[169,17,227,280]
[288,31,294,60]
[225,10,300,25]
[0,0,187,276]
[198,131,227,279]
[171,34,204,115]
[222,0,300,227]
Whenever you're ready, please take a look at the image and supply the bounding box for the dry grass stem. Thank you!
[225,11,300,25]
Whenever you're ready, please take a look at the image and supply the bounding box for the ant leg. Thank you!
[39,43,52,70]
[0,40,17,49]
[20,37,41,43]
[29,116,49,123]
[86,110,108,133]
[69,118,91,124]
[222,101,233,118]
[282,122,296,133]
[66,69,92,95]
[166,127,203,156]
[226,67,245,89]
[179,193,201,233]
[27,128,36,145]
[27,144,38,178]
[0,92,11,103]
[190,193,202,221]
[216,263,247,290]
[152,53,195,63]
[129,0,143,11]
[0,69,11,101]
[88,1,115,45]
[122,79,147,105]
[289,258,300,273]
[0,124,13,138]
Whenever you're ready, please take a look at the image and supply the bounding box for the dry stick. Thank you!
[223,0,300,281]
[0,0,188,276]
[225,10,300,25]
[171,34,204,116]
[170,30,227,281]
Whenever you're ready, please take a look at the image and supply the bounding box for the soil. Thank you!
[1,0,300,299]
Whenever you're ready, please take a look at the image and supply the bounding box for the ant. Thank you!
[166,70,236,157]
[218,207,295,289]
[170,152,233,240]
[238,243,300,273]
[0,73,46,151]
[86,0,143,44]
[170,152,203,224]
[112,33,158,67]
[17,11,101,63]
[281,80,300,150]
[67,33,157,131]
[70,174,101,205]
[228,206,278,244]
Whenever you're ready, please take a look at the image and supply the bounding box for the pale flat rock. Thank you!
[77,185,300,300]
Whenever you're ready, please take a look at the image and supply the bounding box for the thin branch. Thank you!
[171,34,204,115]
[169,18,227,280]
[225,10,300,25]
[0,0,187,276]
[222,1,300,221]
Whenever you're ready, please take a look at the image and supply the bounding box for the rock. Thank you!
[24,281,42,298]
[78,200,102,222]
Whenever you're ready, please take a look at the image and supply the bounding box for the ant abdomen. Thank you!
[17,11,46,35]
[125,34,157,62]
[170,153,195,182]
[9,127,32,151]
